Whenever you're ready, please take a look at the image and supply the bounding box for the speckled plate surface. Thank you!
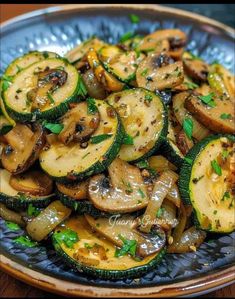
[0,4,235,298]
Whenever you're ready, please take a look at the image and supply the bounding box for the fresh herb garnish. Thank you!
[120,32,134,43]
[211,159,222,176]
[183,117,193,140]
[138,188,145,199]
[53,228,79,248]
[220,113,232,120]
[135,160,149,169]
[47,91,55,105]
[156,208,165,218]
[90,134,113,144]
[145,93,153,102]
[6,221,21,231]
[42,121,64,134]
[1,74,13,91]
[184,81,199,90]
[129,14,140,24]
[122,133,134,145]
[115,234,137,258]
[184,157,193,164]
[198,93,216,108]
[27,204,41,217]
[87,97,98,114]
[84,242,94,250]
[77,77,87,97]
[221,191,230,201]
[14,235,38,247]
[141,68,148,77]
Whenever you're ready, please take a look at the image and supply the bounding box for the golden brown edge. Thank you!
[0,3,234,298]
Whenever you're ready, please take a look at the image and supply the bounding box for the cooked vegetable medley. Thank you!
[0,25,234,280]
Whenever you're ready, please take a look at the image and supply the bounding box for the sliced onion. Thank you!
[0,203,25,227]
[26,200,71,241]
[166,184,181,208]
[171,202,187,245]
[148,155,177,173]
[167,226,206,253]
[140,170,179,233]
[82,69,107,99]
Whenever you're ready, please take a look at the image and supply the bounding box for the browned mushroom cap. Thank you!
[27,68,68,111]
[1,123,45,174]
[88,158,149,213]
[136,53,184,91]
[58,101,100,145]
[85,214,166,258]
[82,69,107,100]
[10,170,53,196]
[137,29,186,52]
[183,52,209,82]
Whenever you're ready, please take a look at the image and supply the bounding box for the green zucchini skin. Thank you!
[52,237,166,279]
[2,58,82,122]
[57,191,111,218]
[160,138,184,168]
[0,115,13,135]
[178,134,235,232]
[0,193,55,210]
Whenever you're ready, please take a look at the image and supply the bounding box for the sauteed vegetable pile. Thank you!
[0,26,234,279]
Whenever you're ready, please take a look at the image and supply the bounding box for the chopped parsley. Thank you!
[145,93,153,102]
[115,234,137,258]
[119,31,134,43]
[184,81,199,90]
[53,228,79,248]
[138,188,145,199]
[220,113,232,120]
[47,91,55,105]
[87,97,98,114]
[141,68,148,77]
[184,157,193,165]
[129,14,140,24]
[6,221,21,231]
[1,74,13,91]
[156,208,165,218]
[90,134,113,144]
[183,117,194,140]
[77,77,87,97]
[27,204,41,217]
[198,93,216,108]
[42,121,64,134]
[211,159,222,176]
[221,191,230,201]
[14,235,38,247]
[135,160,149,169]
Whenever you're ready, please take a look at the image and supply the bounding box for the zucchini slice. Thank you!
[66,37,106,64]
[179,134,235,233]
[3,58,80,121]
[99,46,142,83]
[0,169,54,209]
[4,51,58,77]
[0,114,13,135]
[39,99,124,182]
[107,88,167,162]
[52,215,165,279]
[160,109,184,167]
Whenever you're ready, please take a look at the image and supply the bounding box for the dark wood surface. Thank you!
[0,4,234,298]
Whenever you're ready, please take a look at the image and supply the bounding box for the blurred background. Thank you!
[1,4,235,28]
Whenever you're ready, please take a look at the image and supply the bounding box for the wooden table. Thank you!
[0,4,234,298]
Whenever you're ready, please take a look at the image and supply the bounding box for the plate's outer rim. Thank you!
[1,3,235,37]
[0,3,234,298]
[1,255,235,298]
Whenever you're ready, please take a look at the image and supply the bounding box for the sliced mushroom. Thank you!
[88,158,149,213]
[136,53,184,91]
[172,91,211,140]
[56,180,88,200]
[185,93,235,134]
[137,29,186,54]
[10,170,53,196]
[58,102,100,145]
[183,52,209,82]
[1,123,45,174]
[82,69,107,99]
[176,129,194,155]
[27,68,67,111]
[86,48,124,92]
[85,214,166,258]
